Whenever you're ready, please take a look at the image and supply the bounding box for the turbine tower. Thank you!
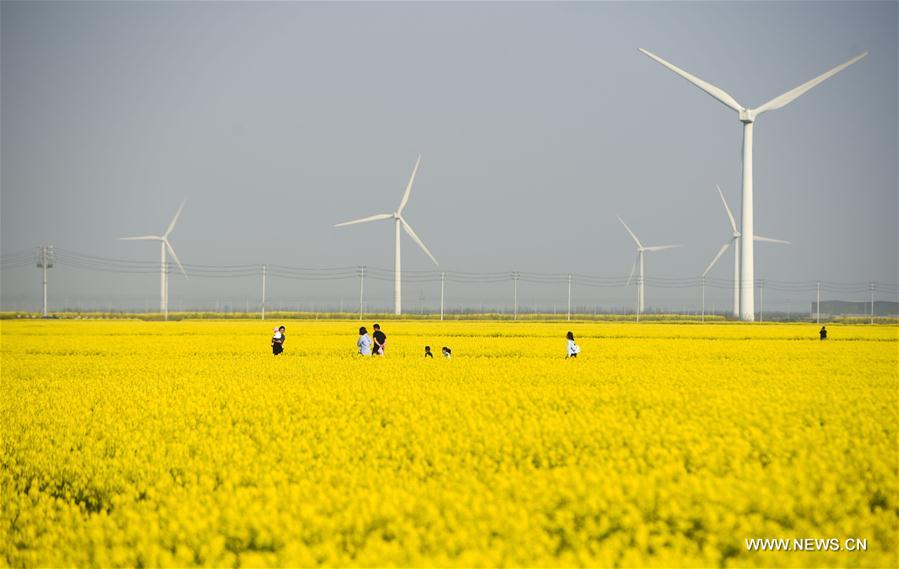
[703,185,790,317]
[335,155,438,315]
[618,215,681,314]
[118,201,188,319]
[639,48,866,320]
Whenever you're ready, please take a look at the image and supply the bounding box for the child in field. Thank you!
[441,346,452,359]
[424,346,434,358]
[566,331,580,358]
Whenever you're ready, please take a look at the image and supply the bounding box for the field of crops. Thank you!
[1,320,897,567]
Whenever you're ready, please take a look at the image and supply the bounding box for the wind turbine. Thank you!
[335,155,438,315]
[618,215,681,314]
[118,201,188,320]
[703,185,790,317]
[639,48,866,321]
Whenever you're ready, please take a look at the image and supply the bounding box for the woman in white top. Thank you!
[357,326,373,356]
[566,331,580,358]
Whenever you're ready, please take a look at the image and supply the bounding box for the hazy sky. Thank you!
[2,1,896,311]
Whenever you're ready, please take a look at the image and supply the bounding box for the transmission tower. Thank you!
[36,245,55,317]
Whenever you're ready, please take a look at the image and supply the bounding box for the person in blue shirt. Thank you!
[357,326,372,355]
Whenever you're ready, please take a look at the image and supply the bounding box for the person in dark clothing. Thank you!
[424,346,434,358]
[272,326,286,355]
[819,326,827,340]
[372,323,387,356]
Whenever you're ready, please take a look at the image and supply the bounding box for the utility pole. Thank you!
[440,271,445,321]
[567,273,572,321]
[513,271,519,320]
[700,276,705,322]
[869,282,875,325]
[816,281,820,324]
[163,257,169,321]
[359,265,365,321]
[635,279,640,323]
[261,264,267,320]
[36,246,54,317]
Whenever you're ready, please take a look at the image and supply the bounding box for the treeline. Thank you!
[4,311,898,324]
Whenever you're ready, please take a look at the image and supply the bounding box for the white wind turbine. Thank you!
[335,155,438,315]
[118,201,188,320]
[618,215,681,314]
[703,185,790,317]
[639,48,866,321]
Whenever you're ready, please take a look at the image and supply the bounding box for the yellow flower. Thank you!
[1,320,896,567]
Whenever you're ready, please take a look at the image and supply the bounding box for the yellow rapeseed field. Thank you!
[1,320,897,568]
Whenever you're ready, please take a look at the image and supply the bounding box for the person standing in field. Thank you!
[358,326,372,356]
[819,326,827,340]
[372,323,387,356]
[566,331,580,358]
[424,346,434,358]
[272,326,286,355]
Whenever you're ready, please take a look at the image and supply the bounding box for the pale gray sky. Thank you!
[2,1,896,312]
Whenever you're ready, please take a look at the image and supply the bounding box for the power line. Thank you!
[2,248,897,296]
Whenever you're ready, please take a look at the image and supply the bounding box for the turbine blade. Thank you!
[334,213,393,228]
[625,255,637,287]
[164,239,188,279]
[754,235,791,244]
[703,242,731,277]
[639,48,743,112]
[164,200,186,238]
[716,184,738,234]
[643,244,682,252]
[755,52,867,115]
[400,217,438,266]
[617,215,642,249]
[397,154,422,214]
[117,235,161,241]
